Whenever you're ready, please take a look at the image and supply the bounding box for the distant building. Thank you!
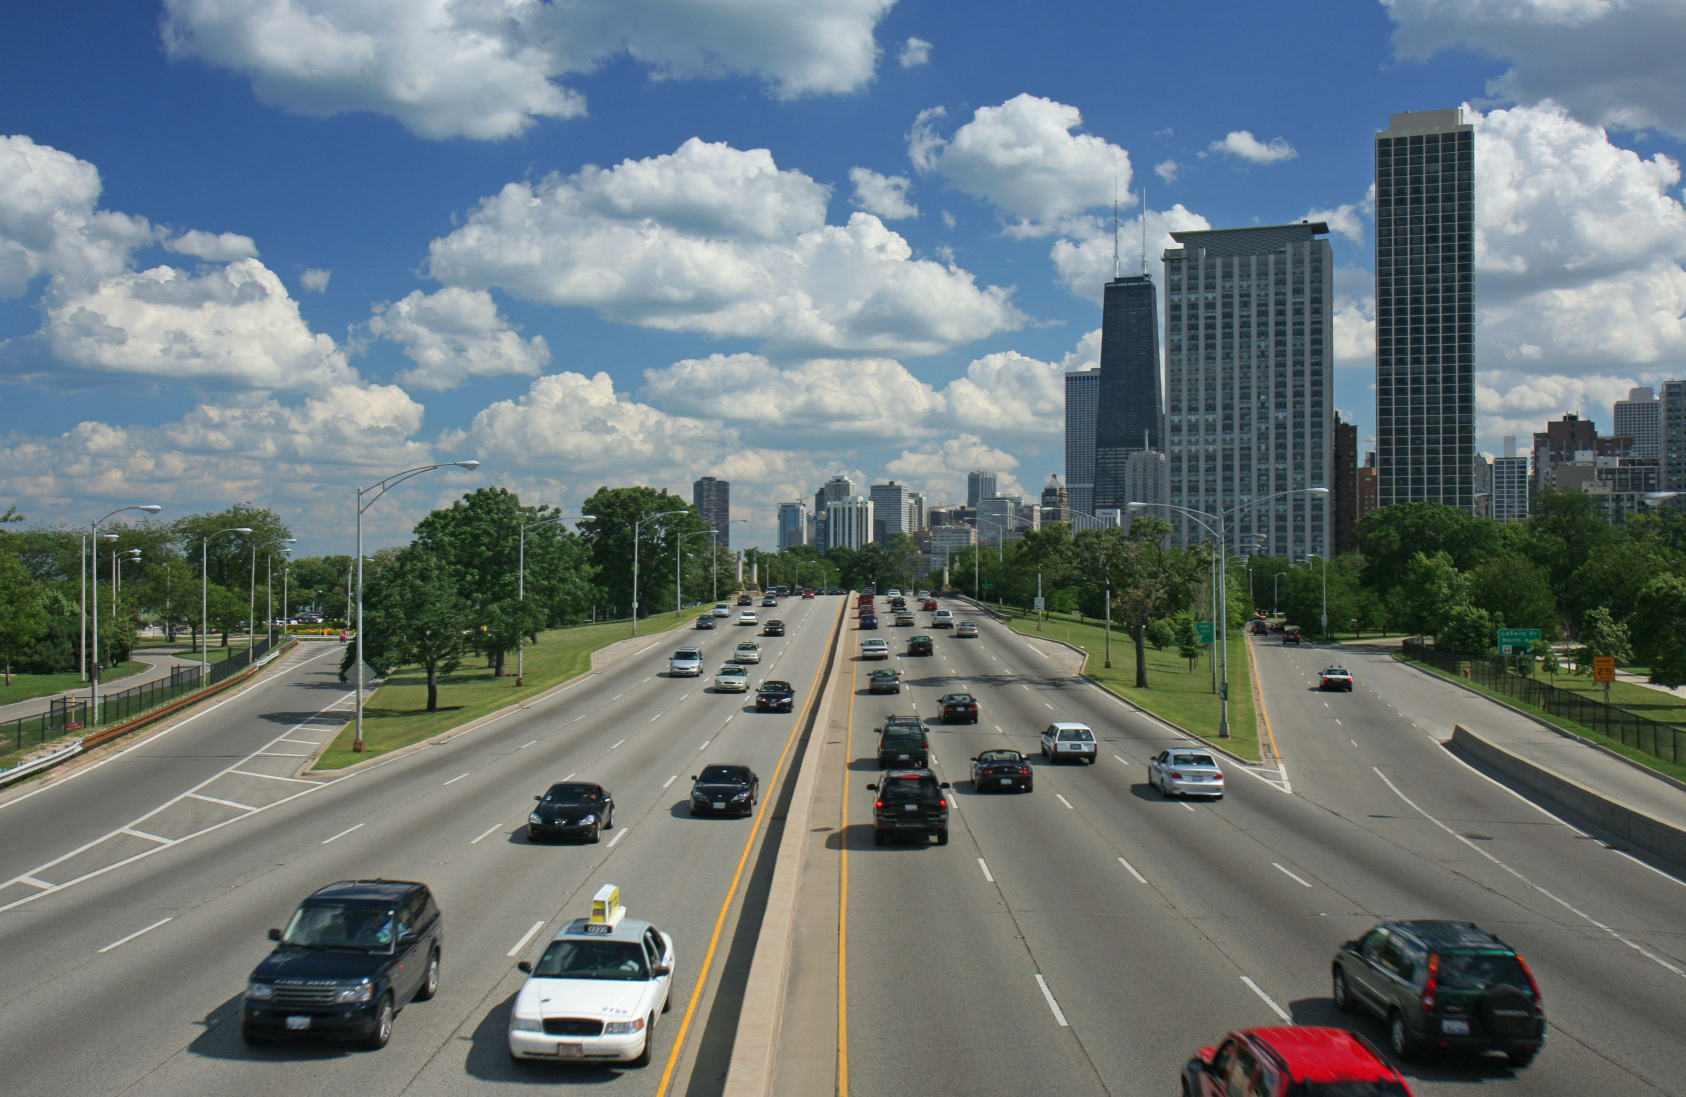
[1064,368,1100,517]
[907,491,927,534]
[1532,414,1597,496]
[869,481,911,542]
[1614,386,1662,460]
[976,496,1022,547]
[1041,475,1067,518]
[1492,437,1529,524]
[1356,453,1379,525]
[1554,451,1662,524]
[1375,108,1475,510]
[692,476,730,547]
[1665,381,1686,491]
[1124,449,1167,513]
[966,470,998,509]
[825,496,874,550]
[1093,273,1162,511]
[776,502,808,550]
[1333,416,1359,554]
[927,505,962,528]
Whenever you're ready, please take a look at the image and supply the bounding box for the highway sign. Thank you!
[1592,656,1616,683]
[1496,627,1542,655]
[1195,621,1215,644]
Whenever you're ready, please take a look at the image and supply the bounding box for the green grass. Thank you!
[1524,670,1686,730]
[993,607,1261,761]
[1397,655,1686,786]
[314,610,695,770]
[0,661,147,707]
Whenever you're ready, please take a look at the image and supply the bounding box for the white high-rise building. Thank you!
[869,481,911,542]
[1163,223,1333,559]
[826,496,875,550]
[1614,386,1662,460]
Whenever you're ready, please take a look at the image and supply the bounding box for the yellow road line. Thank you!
[654,597,845,1097]
[838,645,858,1097]
[1245,631,1284,764]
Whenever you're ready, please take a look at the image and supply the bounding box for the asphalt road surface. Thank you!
[831,606,1686,1097]
[0,596,843,1097]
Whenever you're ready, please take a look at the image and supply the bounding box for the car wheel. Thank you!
[241,1023,270,1046]
[1159,779,1173,799]
[1332,967,1351,1013]
[631,1016,655,1067]
[414,948,441,1001]
[1388,1011,1417,1060]
[1505,1047,1538,1068]
[363,995,395,1050]
[934,827,949,846]
[873,829,885,847]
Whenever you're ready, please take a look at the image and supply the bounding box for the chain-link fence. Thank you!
[1402,640,1686,767]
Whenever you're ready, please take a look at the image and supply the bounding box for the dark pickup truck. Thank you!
[755,680,795,713]
[866,770,951,845]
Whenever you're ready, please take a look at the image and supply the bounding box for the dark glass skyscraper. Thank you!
[1093,273,1162,509]
[692,476,730,547]
[1375,108,1475,509]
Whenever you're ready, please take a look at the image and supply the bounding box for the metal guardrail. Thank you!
[1402,641,1686,767]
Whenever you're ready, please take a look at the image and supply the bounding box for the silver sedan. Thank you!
[1148,749,1225,799]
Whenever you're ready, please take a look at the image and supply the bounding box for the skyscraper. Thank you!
[1493,437,1529,524]
[1093,273,1163,510]
[1064,368,1100,517]
[1162,223,1333,559]
[869,481,911,542]
[825,497,874,550]
[1614,386,1662,460]
[966,470,997,508]
[1375,108,1475,510]
[777,502,808,550]
[906,491,927,533]
[1041,475,1067,515]
[1333,416,1358,554]
[1665,381,1686,491]
[692,476,730,547]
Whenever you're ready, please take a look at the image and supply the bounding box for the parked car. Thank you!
[1183,1027,1413,1097]
[866,770,950,846]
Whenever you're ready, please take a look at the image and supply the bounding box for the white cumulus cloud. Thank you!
[427,137,1020,356]
[1207,130,1298,164]
[1050,204,1213,303]
[368,287,549,391]
[849,167,918,220]
[299,268,331,292]
[886,434,1025,504]
[910,94,1132,237]
[164,229,259,261]
[161,0,899,141]
[898,37,931,67]
[1154,159,1179,184]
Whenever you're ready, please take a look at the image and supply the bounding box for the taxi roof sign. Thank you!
[590,884,626,927]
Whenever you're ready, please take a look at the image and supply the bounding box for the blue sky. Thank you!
[4,0,1685,551]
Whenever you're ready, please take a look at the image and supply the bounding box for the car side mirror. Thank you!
[970,756,979,761]
[534,794,542,801]
[939,782,951,789]
[651,964,671,977]
[268,927,282,942]
[691,776,698,781]
[517,960,533,973]
[865,783,878,791]
[400,932,421,946]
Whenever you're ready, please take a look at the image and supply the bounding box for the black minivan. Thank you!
[243,879,444,1049]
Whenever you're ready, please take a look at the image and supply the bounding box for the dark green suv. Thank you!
[866,770,951,845]
[1332,920,1544,1066]
[876,716,928,768]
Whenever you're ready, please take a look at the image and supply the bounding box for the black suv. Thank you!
[877,716,929,768]
[866,770,951,845]
[1332,920,1545,1066]
[756,679,795,712]
[244,879,443,1049]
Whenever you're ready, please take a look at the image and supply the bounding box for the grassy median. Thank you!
[992,607,1262,761]
[0,661,147,707]
[314,610,693,770]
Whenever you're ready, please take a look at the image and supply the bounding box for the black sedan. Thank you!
[971,749,1032,793]
[529,781,614,842]
[939,692,980,724]
[690,763,759,817]
[695,615,716,630]
[869,668,902,694]
[756,680,795,712]
[908,634,933,656]
[763,619,786,637]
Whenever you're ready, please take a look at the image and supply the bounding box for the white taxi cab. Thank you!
[509,886,675,1066]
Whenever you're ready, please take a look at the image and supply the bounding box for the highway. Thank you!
[830,602,1686,1097]
[0,595,843,1097]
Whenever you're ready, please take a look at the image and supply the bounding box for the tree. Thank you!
[1389,551,1467,638]
[1356,502,1501,597]
[1631,573,1686,686]
[1563,540,1673,630]
[1175,611,1201,672]
[1076,518,1198,689]
[1439,603,1495,655]
[1466,554,1557,636]
[1575,605,1634,672]
[0,552,47,684]
[360,546,471,712]
[578,487,706,620]
[1146,617,1176,650]
[173,505,293,590]
[1514,489,1619,605]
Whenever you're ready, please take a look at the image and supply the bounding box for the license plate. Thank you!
[557,1042,583,1058]
[897,754,909,760]
[713,802,726,810]
[999,778,1013,785]
[1441,1018,1469,1035]
[285,1015,311,1031]
[903,803,918,813]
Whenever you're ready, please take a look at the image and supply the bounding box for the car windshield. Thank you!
[760,681,791,692]
[532,939,649,981]
[282,903,396,951]
[980,751,1018,763]
[1057,729,1094,741]
[737,644,757,651]
[1171,753,1215,766]
[945,694,974,704]
[698,765,749,782]
[542,784,597,806]
[1438,951,1529,990]
[673,651,698,660]
[718,666,745,676]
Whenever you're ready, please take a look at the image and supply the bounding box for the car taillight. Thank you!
[938,799,947,808]
[1020,767,1031,775]
[1516,954,1544,1013]
[1421,951,1440,1011]
[922,742,929,750]
[1169,771,1184,780]
[874,800,883,810]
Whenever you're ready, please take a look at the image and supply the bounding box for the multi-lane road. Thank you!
[3,590,1684,1097]
[830,607,1686,1097]
[0,595,842,1097]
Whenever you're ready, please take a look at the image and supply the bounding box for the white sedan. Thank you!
[733,642,762,664]
[509,889,674,1066]
[1148,749,1225,799]
[712,603,732,617]
[714,665,749,692]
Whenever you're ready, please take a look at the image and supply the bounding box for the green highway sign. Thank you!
[1195,621,1215,644]
[1496,627,1542,655]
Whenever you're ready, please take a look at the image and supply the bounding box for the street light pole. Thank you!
[86,504,162,723]
[517,512,593,686]
[113,547,140,612]
[710,519,748,603]
[677,528,716,614]
[631,510,687,635]
[355,460,481,752]
[202,527,253,675]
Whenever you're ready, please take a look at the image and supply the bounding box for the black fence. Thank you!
[2,638,281,764]
[1401,640,1686,767]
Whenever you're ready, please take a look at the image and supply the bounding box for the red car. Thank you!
[1184,1027,1412,1097]
[921,598,938,611]
[801,589,815,599]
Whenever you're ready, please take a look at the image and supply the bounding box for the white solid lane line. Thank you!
[189,792,254,811]
[1241,976,1292,1022]
[470,824,501,845]
[99,917,172,954]
[121,828,172,845]
[507,920,546,957]
[1117,856,1147,883]
[1033,974,1070,1027]
[322,823,364,845]
[1054,794,1075,810]
[1272,862,1314,888]
[442,772,470,786]
[607,828,629,849]
[978,858,994,883]
[229,769,320,785]
[662,775,677,789]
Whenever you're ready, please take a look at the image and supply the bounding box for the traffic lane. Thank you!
[840,659,1111,1097]
[0,600,841,1097]
[947,626,1686,1095]
[1252,638,1686,963]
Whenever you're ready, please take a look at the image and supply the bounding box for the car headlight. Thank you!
[732,790,749,800]
[579,814,596,824]
[603,1018,646,1035]
[246,981,275,1000]
[692,790,708,800]
[513,1017,542,1032]
[529,812,543,824]
[335,981,375,1004]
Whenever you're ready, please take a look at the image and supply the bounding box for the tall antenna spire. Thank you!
[1112,179,1121,280]
[1140,186,1149,276]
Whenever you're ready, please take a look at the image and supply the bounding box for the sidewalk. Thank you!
[0,653,196,724]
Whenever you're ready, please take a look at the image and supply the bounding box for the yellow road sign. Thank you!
[1592,656,1616,683]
